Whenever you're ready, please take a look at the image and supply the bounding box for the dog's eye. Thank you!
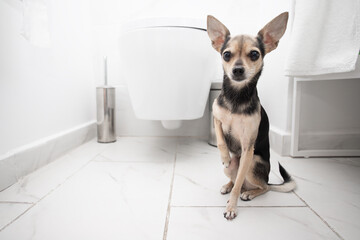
[223,51,231,62]
[249,50,260,61]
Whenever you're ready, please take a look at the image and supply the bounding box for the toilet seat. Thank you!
[120,17,206,32]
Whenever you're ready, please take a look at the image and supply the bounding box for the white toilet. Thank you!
[119,18,219,129]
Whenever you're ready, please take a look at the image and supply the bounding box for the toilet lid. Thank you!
[120,17,206,32]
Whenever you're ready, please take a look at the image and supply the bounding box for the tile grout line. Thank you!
[292,191,344,240]
[162,140,178,240]
[171,205,308,208]
[0,203,35,232]
[0,201,33,204]
[94,160,174,163]
[274,159,344,239]
[0,147,106,233]
[0,184,14,193]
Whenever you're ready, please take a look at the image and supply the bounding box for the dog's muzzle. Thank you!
[232,66,246,81]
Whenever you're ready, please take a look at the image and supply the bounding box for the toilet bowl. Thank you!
[119,18,219,129]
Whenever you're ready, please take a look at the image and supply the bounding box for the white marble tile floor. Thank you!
[0,137,358,240]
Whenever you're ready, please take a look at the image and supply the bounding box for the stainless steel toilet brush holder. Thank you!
[96,86,116,143]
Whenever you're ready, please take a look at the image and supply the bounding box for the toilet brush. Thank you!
[96,56,116,143]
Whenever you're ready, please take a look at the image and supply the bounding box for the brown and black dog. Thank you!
[207,12,296,220]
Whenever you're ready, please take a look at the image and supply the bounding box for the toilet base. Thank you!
[161,120,182,130]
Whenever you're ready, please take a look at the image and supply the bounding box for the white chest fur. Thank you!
[213,99,260,148]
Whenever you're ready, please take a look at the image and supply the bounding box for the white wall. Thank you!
[90,0,292,137]
[0,0,293,156]
[0,0,96,156]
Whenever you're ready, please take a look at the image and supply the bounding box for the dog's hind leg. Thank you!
[240,155,269,201]
[240,178,269,201]
[240,187,268,201]
[220,181,234,195]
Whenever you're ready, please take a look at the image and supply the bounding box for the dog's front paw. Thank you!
[223,203,237,220]
[222,160,231,168]
[221,155,231,168]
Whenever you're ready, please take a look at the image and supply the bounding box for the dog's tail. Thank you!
[268,163,296,192]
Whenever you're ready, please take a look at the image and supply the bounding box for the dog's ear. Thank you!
[258,12,288,55]
[207,15,230,52]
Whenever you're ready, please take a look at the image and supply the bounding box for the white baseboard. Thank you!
[269,127,291,156]
[0,121,96,191]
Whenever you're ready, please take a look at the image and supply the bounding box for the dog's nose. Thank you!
[232,66,245,77]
